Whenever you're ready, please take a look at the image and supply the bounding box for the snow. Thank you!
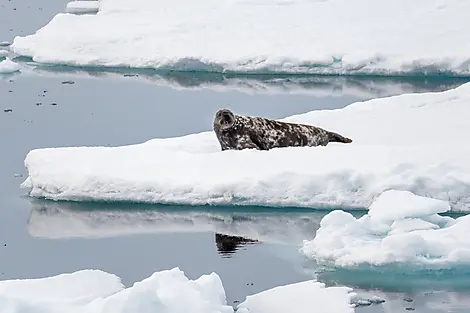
[21,82,470,211]
[0,268,233,313]
[0,267,377,313]
[10,0,470,76]
[0,58,20,74]
[27,202,320,243]
[237,281,356,313]
[65,1,100,14]
[301,190,470,268]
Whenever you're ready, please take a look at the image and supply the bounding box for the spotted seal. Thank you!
[213,109,352,151]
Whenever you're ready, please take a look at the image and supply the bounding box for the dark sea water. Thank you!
[1,1,470,312]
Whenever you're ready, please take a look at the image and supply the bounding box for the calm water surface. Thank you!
[1,1,470,312]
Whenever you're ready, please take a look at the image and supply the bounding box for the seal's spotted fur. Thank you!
[213,109,352,151]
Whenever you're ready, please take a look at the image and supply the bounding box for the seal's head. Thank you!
[214,109,235,131]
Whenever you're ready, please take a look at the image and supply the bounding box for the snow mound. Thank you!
[0,268,233,313]
[0,58,20,74]
[10,0,470,76]
[65,1,100,14]
[21,82,470,211]
[27,201,321,244]
[237,281,356,313]
[301,190,470,268]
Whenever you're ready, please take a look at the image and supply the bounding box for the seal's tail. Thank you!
[328,131,353,143]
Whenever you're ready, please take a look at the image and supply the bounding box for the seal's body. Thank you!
[213,109,352,151]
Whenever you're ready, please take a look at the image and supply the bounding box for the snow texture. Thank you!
[10,0,470,76]
[237,281,356,313]
[65,1,100,14]
[0,268,233,313]
[0,268,369,313]
[301,190,470,268]
[27,202,320,244]
[0,58,20,74]
[21,82,470,211]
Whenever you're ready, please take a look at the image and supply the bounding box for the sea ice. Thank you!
[0,268,233,313]
[0,58,20,74]
[65,1,100,14]
[301,190,470,268]
[21,82,470,211]
[237,281,356,313]
[0,268,373,313]
[10,0,470,76]
[27,201,321,244]
[0,50,8,57]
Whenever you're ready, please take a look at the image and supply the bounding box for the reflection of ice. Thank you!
[27,200,323,245]
[26,65,468,98]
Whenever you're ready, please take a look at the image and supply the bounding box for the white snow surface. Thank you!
[0,268,369,313]
[27,202,320,243]
[301,190,470,268]
[21,82,470,211]
[0,268,233,313]
[237,281,356,313]
[10,0,470,75]
[65,1,100,14]
[0,58,20,74]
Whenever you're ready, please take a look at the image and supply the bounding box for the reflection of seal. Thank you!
[215,233,258,257]
[213,109,353,151]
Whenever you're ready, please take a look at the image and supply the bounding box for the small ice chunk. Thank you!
[0,58,20,74]
[0,50,8,57]
[237,280,356,313]
[301,190,470,267]
[0,41,10,47]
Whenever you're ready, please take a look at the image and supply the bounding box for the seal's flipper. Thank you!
[327,131,353,143]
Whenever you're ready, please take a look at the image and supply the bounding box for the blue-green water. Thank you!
[2,1,470,312]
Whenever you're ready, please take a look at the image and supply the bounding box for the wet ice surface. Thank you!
[1,1,470,312]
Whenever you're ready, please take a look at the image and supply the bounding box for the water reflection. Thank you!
[215,233,258,258]
[27,199,327,246]
[21,63,470,99]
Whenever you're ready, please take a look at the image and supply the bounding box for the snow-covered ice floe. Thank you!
[10,0,470,76]
[0,268,233,313]
[21,82,470,211]
[237,281,364,313]
[0,58,20,74]
[27,201,321,243]
[301,190,470,268]
[65,1,100,14]
[0,267,378,313]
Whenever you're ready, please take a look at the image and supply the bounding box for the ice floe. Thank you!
[0,58,20,74]
[0,267,374,313]
[0,268,233,313]
[27,201,321,244]
[301,190,470,268]
[10,0,470,76]
[237,281,356,313]
[21,82,470,211]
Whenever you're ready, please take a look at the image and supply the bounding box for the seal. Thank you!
[213,109,352,151]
